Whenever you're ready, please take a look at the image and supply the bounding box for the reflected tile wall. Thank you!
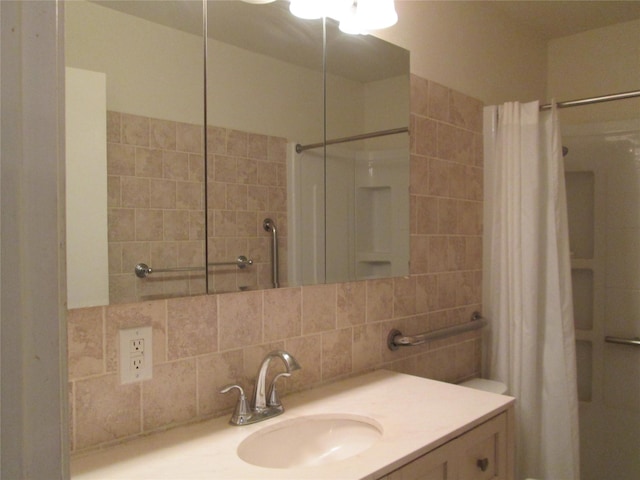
[68,74,484,454]
[107,113,288,304]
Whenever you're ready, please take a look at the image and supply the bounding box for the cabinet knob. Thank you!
[477,457,490,472]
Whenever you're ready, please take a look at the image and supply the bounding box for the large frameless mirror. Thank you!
[64,0,410,307]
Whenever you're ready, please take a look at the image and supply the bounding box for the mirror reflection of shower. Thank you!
[288,138,410,286]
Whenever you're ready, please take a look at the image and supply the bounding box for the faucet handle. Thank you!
[219,384,251,426]
[267,372,291,407]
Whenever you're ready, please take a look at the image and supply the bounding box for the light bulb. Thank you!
[289,0,324,20]
[338,3,363,34]
[356,0,398,30]
[325,0,354,21]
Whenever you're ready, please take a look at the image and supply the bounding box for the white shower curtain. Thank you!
[483,101,580,480]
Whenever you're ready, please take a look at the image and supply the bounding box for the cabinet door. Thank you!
[377,410,513,480]
[380,441,458,480]
[457,412,508,480]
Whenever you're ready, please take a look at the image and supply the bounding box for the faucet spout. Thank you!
[251,350,301,412]
[221,349,301,426]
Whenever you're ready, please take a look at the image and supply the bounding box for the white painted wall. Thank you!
[363,75,410,133]
[66,0,347,144]
[374,1,548,104]
[548,19,640,124]
[207,40,325,143]
[65,67,110,309]
[1,1,68,477]
[65,1,204,125]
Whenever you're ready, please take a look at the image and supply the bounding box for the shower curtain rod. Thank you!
[296,90,638,152]
[295,126,409,153]
[539,89,640,111]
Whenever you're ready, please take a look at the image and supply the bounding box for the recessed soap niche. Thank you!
[356,186,391,252]
[566,171,595,259]
[352,149,409,280]
[355,186,392,279]
[571,268,594,330]
[565,169,596,404]
[576,340,593,402]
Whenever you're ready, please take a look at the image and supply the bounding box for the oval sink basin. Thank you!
[237,414,383,469]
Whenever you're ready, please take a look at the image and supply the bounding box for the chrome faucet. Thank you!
[220,350,301,426]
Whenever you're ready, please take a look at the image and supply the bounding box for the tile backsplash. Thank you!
[67,73,484,454]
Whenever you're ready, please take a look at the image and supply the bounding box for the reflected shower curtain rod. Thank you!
[539,89,640,110]
[296,90,639,153]
[295,126,409,153]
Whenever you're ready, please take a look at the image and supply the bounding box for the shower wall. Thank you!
[549,18,640,480]
[564,120,640,480]
[290,145,410,285]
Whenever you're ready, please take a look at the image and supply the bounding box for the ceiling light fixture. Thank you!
[337,3,361,35]
[288,0,325,20]
[355,0,398,30]
[288,0,398,34]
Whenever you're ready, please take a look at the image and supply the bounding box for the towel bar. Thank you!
[605,336,640,347]
[135,256,253,278]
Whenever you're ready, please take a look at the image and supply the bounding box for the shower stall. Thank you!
[564,118,640,480]
[288,142,409,286]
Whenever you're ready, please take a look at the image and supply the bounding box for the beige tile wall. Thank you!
[206,126,289,293]
[106,113,288,304]
[68,74,484,454]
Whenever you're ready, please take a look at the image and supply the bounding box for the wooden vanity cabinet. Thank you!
[378,408,514,480]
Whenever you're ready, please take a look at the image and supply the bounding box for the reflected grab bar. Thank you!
[263,218,279,288]
[135,256,253,278]
[605,336,640,347]
[387,311,486,351]
[295,126,409,153]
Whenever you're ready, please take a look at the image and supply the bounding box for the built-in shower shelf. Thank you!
[356,258,392,279]
[571,259,594,269]
[357,252,392,262]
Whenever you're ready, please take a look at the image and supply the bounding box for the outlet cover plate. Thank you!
[119,326,152,384]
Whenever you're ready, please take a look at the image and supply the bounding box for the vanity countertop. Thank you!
[71,370,514,479]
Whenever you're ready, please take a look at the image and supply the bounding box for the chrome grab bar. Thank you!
[135,256,253,278]
[605,336,640,347]
[263,218,279,288]
[387,311,486,351]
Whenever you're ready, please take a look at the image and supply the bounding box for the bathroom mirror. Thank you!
[204,0,324,293]
[289,14,410,286]
[64,0,410,307]
[323,18,410,284]
[65,0,207,307]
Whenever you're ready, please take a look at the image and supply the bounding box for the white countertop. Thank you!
[71,370,514,480]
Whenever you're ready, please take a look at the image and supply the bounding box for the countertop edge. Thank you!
[71,370,515,480]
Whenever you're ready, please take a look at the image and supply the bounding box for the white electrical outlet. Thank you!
[131,338,144,353]
[119,326,152,384]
